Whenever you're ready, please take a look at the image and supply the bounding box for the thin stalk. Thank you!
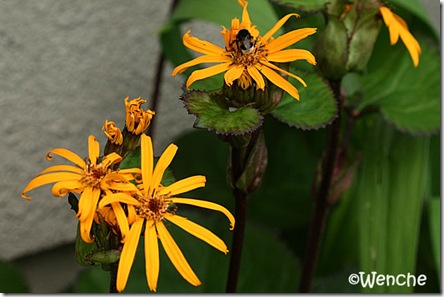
[299,79,342,292]
[109,261,119,293]
[146,0,180,139]
[225,188,249,293]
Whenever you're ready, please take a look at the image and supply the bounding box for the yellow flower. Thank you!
[124,96,155,135]
[102,120,123,145]
[22,135,138,243]
[99,134,235,292]
[172,0,317,100]
[380,6,421,67]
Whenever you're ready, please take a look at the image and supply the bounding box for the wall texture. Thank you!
[0,0,440,293]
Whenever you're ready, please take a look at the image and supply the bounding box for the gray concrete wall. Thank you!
[0,0,440,293]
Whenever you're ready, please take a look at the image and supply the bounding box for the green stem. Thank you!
[299,79,342,292]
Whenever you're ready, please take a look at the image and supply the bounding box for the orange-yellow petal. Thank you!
[22,172,81,200]
[262,13,300,42]
[51,180,83,197]
[100,152,122,169]
[156,221,201,286]
[99,192,141,209]
[77,186,101,222]
[46,148,86,168]
[259,65,300,100]
[87,135,100,165]
[266,28,317,54]
[145,222,160,292]
[151,144,178,194]
[247,65,265,90]
[261,60,307,87]
[267,49,316,65]
[172,55,232,76]
[141,134,154,192]
[224,65,245,87]
[159,175,206,196]
[79,209,95,243]
[170,198,235,230]
[37,165,85,175]
[186,62,232,89]
[110,202,130,241]
[183,30,226,56]
[117,218,144,292]
[165,214,228,254]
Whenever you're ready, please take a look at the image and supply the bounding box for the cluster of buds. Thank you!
[103,96,155,157]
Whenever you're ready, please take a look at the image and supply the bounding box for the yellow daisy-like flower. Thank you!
[102,120,123,145]
[125,96,155,135]
[22,135,138,243]
[99,134,235,292]
[380,5,421,67]
[172,0,317,100]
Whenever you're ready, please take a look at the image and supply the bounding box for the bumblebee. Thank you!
[235,29,255,54]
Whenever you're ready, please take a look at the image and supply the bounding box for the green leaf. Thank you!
[271,71,337,129]
[356,117,430,293]
[270,0,330,12]
[73,212,300,293]
[358,34,440,134]
[182,90,264,135]
[428,197,440,281]
[0,261,29,293]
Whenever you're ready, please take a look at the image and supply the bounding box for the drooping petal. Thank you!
[261,60,307,87]
[79,209,95,243]
[247,65,265,90]
[380,6,399,44]
[262,13,300,42]
[267,49,316,65]
[224,65,245,87]
[266,28,317,54]
[165,214,228,254]
[183,30,226,56]
[141,134,154,193]
[399,27,421,67]
[110,202,130,241]
[145,222,160,292]
[100,152,123,169]
[22,172,81,200]
[87,135,100,165]
[158,175,206,196]
[259,65,300,100]
[172,55,232,76]
[151,144,178,195]
[117,218,144,292]
[77,186,101,222]
[51,180,84,197]
[46,148,86,168]
[170,198,235,230]
[185,62,232,89]
[156,221,201,287]
[99,192,141,209]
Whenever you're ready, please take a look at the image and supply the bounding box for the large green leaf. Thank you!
[428,197,440,281]
[357,33,439,135]
[73,212,300,293]
[271,71,337,129]
[356,117,430,293]
[182,91,264,135]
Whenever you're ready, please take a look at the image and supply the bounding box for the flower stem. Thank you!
[109,261,119,293]
[299,79,342,292]
[225,188,249,293]
[146,0,180,139]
